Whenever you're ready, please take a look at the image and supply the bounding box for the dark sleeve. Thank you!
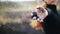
[31,12,39,19]
[46,8,52,15]
[46,8,60,25]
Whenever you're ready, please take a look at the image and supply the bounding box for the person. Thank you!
[41,0,60,34]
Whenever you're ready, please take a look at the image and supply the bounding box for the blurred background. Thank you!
[0,0,60,34]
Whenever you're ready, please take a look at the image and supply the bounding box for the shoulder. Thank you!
[46,8,52,12]
[46,8,52,15]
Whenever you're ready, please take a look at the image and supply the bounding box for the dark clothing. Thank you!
[46,4,58,14]
[43,4,60,34]
[31,12,39,19]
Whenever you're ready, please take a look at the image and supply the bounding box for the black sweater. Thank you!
[43,4,60,34]
[44,4,60,25]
